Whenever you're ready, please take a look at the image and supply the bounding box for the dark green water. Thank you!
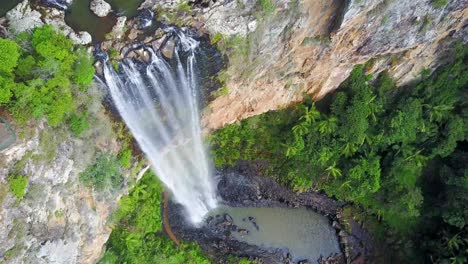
[210,207,341,263]
[106,0,144,17]
[0,0,21,18]
[64,0,116,43]
[64,0,144,43]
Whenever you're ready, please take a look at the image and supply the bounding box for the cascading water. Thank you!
[102,30,217,224]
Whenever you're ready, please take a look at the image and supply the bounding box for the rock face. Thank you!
[201,0,468,131]
[90,0,112,17]
[5,0,92,45]
[6,0,44,32]
[0,108,141,264]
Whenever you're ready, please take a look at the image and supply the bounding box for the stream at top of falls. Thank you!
[102,29,217,224]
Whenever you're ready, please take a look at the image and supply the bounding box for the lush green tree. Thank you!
[0,38,20,75]
[209,42,467,262]
[0,25,95,131]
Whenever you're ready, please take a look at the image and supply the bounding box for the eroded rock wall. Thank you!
[202,0,467,131]
[0,109,142,264]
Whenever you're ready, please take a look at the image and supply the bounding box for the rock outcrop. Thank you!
[4,0,92,45]
[5,0,44,32]
[201,0,468,131]
[0,101,144,264]
[90,0,112,17]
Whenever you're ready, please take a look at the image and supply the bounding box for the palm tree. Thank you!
[326,162,342,179]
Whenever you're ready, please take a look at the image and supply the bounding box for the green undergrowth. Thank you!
[79,153,123,191]
[209,43,467,262]
[99,171,211,264]
[8,175,28,199]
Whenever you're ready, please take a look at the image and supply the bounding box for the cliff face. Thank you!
[0,105,143,264]
[202,0,467,131]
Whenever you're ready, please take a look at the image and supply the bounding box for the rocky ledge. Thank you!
[166,162,375,264]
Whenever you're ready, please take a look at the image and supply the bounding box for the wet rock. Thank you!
[90,0,112,17]
[41,0,73,10]
[151,36,165,50]
[128,28,141,40]
[127,48,151,62]
[6,0,44,33]
[110,16,127,39]
[161,38,175,59]
[238,229,249,235]
[69,31,92,45]
[137,9,154,29]
[94,61,103,76]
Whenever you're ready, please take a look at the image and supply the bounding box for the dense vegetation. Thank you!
[0,25,94,129]
[99,172,211,264]
[79,153,123,191]
[8,175,27,199]
[210,44,467,262]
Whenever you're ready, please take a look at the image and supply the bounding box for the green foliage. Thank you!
[210,32,224,45]
[118,147,132,169]
[176,1,191,12]
[69,112,90,137]
[0,26,95,129]
[431,0,447,9]
[0,38,20,75]
[73,49,95,86]
[210,44,468,261]
[8,176,28,199]
[258,0,276,16]
[211,86,229,98]
[79,153,123,191]
[101,172,211,263]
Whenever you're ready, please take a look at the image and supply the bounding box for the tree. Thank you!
[0,38,20,75]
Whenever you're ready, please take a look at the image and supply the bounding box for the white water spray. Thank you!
[102,31,217,224]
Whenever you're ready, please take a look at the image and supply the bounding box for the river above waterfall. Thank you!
[0,0,21,17]
[64,0,144,42]
[207,206,341,263]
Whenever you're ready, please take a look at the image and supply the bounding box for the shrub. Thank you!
[79,153,123,191]
[8,176,28,199]
[258,0,276,16]
[69,112,90,137]
[431,0,447,9]
[73,49,95,86]
[0,38,20,75]
[118,147,132,169]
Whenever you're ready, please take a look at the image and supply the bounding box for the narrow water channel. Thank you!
[210,207,341,263]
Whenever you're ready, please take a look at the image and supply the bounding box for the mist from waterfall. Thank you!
[102,30,217,224]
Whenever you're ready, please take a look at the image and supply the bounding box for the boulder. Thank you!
[90,0,112,17]
[69,31,92,45]
[110,16,127,39]
[6,0,44,33]
[161,38,175,59]
[137,9,154,29]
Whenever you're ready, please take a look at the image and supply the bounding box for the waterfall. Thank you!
[102,31,217,224]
